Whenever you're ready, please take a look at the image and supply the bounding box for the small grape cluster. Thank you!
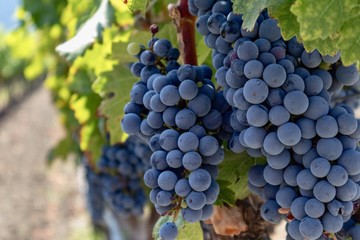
[127,32,181,79]
[98,135,152,216]
[121,36,233,239]
[190,1,360,239]
[85,163,105,224]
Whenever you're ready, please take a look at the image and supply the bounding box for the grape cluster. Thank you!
[190,1,360,239]
[98,135,151,216]
[85,162,105,224]
[121,37,232,239]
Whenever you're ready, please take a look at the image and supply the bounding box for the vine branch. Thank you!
[169,0,198,65]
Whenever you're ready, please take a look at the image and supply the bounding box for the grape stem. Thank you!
[168,0,198,65]
[172,197,183,221]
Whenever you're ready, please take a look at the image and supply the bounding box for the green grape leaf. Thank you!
[267,0,299,40]
[195,32,212,66]
[288,0,360,66]
[82,42,117,76]
[47,135,81,164]
[153,215,203,240]
[111,31,151,65]
[232,0,268,31]
[71,28,118,77]
[125,0,148,13]
[217,150,266,205]
[290,0,354,41]
[79,120,106,161]
[23,0,67,27]
[92,64,135,144]
[70,92,105,161]
[337,16,360,68]
[111,39,138,65]
[67,68,95,94]
[216,179,236,206]
[302,35,339,57]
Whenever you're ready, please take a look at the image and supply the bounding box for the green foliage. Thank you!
[266,0,298,40]
[153,215,203,240]
[232,0,269,31]
[92,64,135,144]
[0,26,48,81]
[124,0,148,13]
[290,0,348,41]
[90,27,149,144]
[290,0,360,66]
[0,30,25,80]
[60,0,100,36]
[110,0,137,25]
[47,135,81,164]
[195,32,212,67]
[232,0,360,68]
[216,150,266,205]
[22,0,68,27]
[69,90,105,161]
[336,16,360,67]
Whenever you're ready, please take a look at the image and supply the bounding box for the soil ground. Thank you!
[0,87,92,240]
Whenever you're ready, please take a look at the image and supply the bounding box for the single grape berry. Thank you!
[127,42,141,56]
[159,222,178,240]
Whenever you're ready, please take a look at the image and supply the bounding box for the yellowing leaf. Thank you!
[291,0,355,41]
[338,16,360,68]
[303,35,339,57]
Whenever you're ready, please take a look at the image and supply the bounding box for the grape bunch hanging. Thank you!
[84,135,152,219]
[191,0,360,239]
[122,30,235,238]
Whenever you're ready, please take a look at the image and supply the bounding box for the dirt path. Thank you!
[0,87,88,240]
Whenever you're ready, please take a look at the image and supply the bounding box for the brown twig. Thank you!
[172,197,184,220]
[168,0,198,65]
